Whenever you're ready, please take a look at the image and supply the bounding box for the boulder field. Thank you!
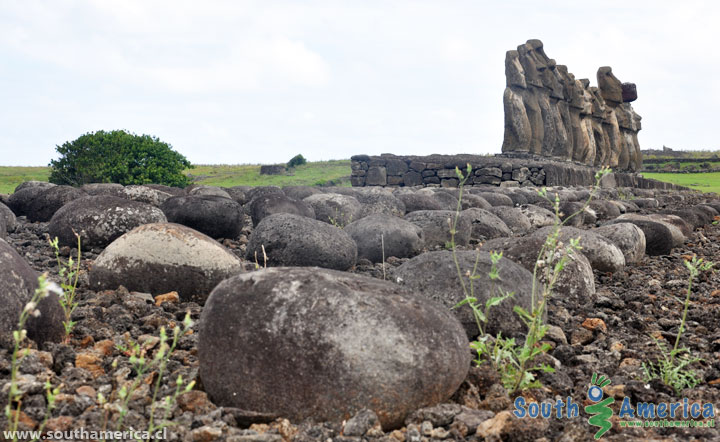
[1,180,719,439]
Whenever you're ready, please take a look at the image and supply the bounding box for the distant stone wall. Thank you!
[502,39,642,171]
[350,154,683,190]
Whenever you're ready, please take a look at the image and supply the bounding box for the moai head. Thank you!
[597,66,623,105]
[578,79,594,115]
[517,43,543,88]
[589,87,607,118]
[526,39,550,69]
[505,50,527,89]
[546,60,565,99]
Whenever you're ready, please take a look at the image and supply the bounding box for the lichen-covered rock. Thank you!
[344,214,424,263]
[89,223,243,303]
[0,202,16,232]
[187,185,232,199]
[404,210,471,248]
[120,185,173,207]
[394,250,539,339]
[245,213,357,270]
[0,239,64,347]
[531,226,625,273]
[198,267,470,429]
[161,195,244,239]
[49,195,167,248]
[303,193,363,226]
[594,223,646,265]
[519,204,559,228]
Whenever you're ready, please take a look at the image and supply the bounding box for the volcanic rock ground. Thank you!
[1,192,720,441]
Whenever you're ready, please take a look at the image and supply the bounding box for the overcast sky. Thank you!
[1,1,718,166]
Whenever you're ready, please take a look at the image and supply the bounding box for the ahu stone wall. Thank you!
[502,39,642,171]
[350,154,682,190]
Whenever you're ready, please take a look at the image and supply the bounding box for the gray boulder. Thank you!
[557,202,586,227]
[143,184,185,197]
[120,185,173,207]
[303,193,363,226]
[245,213,357,270]
[394,250,539,339]
[633,198,659,209]
[249,193,315,227]
[396,192,443,213]
[49,195,167,248]
[187,185,232,199]
[588,200,621,220]
[0,239,64,347]
[471,192,513,207]
[605,217,676,256]
[355,190,406,217]
[431,191,459,211]
[482,236,595,302]
[487,207,532,235]
[25,185,87,222]
[89,223,243,303]
[404,210,471,248]
[0,202,16,232]
[80,183,125,197]
[161,195,244,239]
[283,186,323,201]
[462,208,512,241]
[0,216,5,239]
[519,204,559,228]
[344,214,424,263]
[531,226,625,273]
[199,267,470,429]
[14,181,55,193]
[594,223,646,265]
[225,186,252,205]
[461,193,493,210]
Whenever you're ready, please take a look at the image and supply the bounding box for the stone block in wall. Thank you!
[409,161,426,171]
[500,162,513,173]
[441,178,459,188]
[369,159,387,167]
[386,159,409,176]
[422,170,436,178]
[500,181,520,188]
[502,173,512,180]
[512,167,530,181]
[437,169,458,179]
[424,176,440,185]
[403,171,423,187]
[351,169,366,177]
[350,154,371,162]
[351,176,365,186]
[387,176,404,186]
[366,166,387,186]
[475,167,502,178]
[474,175,501,185]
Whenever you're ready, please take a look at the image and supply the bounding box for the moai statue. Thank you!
[501,41,643,171]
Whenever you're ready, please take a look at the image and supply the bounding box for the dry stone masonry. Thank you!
[350,154,683,190]
[502,39,642,171]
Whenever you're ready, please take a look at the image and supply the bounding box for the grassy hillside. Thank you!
[0,166,51,194]
[0,161,352,194]
[643,172,720,194]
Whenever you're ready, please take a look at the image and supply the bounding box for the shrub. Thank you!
[287,154,307,168]
[49,130,192,187]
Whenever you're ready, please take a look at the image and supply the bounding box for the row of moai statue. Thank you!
[501,39,642,171]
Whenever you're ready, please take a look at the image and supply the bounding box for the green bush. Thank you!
[287,154,307,168]
[49,130,192,187]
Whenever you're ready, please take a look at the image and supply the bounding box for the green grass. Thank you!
[0,160,352,194]
[0,166,51,194]
[643,172,720,194]
[185,160,351,187]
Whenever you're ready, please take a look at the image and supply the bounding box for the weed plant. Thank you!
[48,234,82,340]
[451,164,610,392]
[643,256,714,394]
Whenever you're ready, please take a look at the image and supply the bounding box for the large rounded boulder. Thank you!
[0,239,64,347]
[303,193,363,226]
[81,183,125,197]
[49,195,167,249]
[519,204,559,228]
[482,236,595,302]
[487,207,532,235]
[462,208,512,241]
[531,226,626,274]
[0,202,16,232]
[404,210,471,248]
[88,223,244,303]
[594,223,646,265]
[26,185,87,222]
[248,193,315,227]
[394,250,539,339]
[245,213,357,270]
[120,185,173,206]
[198,267,470,429]
[395,192,443,213]
[161,195,244,239]
[187,185,232,199]
[605,217,677,256]
[344,214,424,262]
[353,189,406,217]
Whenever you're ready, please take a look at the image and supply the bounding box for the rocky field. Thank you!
[1,180,719,441]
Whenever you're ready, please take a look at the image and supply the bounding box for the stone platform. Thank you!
[350,154,684,190]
